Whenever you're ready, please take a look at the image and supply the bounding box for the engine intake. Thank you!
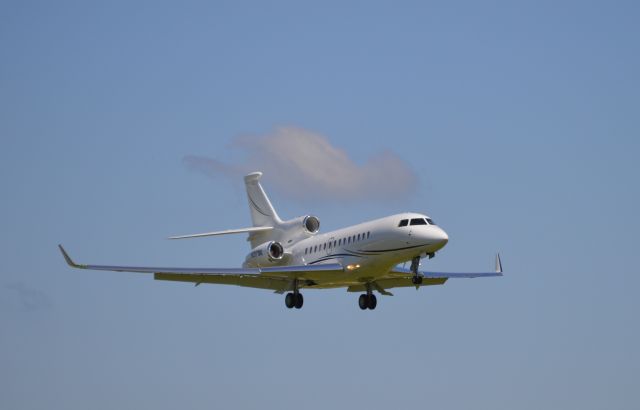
[303,215,320,234]
[244,240,285,268]
[267,241,284,260]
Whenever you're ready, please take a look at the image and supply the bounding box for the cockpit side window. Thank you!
[410,218,427,226]
[426,218,435,225]
[398,219,408,227]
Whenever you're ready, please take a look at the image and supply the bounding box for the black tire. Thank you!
[358,294,368,310]
[412,276,423,285]
[285,292,295,308]
[368,294,377,310]
[295,293,304,309]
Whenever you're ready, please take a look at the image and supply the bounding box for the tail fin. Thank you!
[244,172,282,227]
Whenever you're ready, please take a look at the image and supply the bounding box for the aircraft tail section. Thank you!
[244,172,282,248]
[168,172,281,248]
[244,172,282,228]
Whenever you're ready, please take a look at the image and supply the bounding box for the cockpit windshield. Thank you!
[400,217,436,227]
[410,218,427,226]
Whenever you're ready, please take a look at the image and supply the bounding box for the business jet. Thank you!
[59,172,502,310]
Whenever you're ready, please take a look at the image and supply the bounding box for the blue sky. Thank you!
[1,1,639,409]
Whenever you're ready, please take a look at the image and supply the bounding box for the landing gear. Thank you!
[358,294,367,310]
[358,283,378,310]
[285,279,304,309]
[410,256,423,285]
[285,292,304,309]
[368,294,377,309]
[358,293,377,310]
[285,292,295,308]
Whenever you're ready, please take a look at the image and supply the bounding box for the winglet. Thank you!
[58,244,84,269]
[496,253,503,274]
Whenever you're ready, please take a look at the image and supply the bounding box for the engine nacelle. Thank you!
[244,241,285,267]
[272,215,320,244]
[303,215,320,234]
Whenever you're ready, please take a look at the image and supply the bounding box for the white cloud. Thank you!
[184,126,418,202]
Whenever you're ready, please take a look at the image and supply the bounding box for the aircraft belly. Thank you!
[293,259,393,288]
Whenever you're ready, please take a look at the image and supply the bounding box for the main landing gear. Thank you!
[410,256,423,285]
[285,292,303,309]
[358,293,377,310]
[285,280,304,309]
[359,283,377,310]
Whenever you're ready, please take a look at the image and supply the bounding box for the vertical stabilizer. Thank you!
[244,172,282,228]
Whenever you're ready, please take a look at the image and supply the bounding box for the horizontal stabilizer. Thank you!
[168,226,273,240]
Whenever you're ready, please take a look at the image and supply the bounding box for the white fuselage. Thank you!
[244,212,449,282]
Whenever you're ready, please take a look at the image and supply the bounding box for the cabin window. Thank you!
[367,231,370,239]
[314,245,317,252]
[348,237,351,244]
[398,219,408,227]
[357,234,360,241]
[410,218,427,226]
[333,240,337,247]
[305,248,308,255]
[328,241,332,249]
[323,243,326,250]
[352,235,356,242]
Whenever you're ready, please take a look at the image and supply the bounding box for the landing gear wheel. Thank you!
[412,276,423,285]
[285,292,295,309]
[358,294,377,310]
[368,294,377,310]
[359,294,368,310]
[295,293,304,309]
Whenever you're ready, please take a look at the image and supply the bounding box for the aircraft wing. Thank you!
[58,245,343,291]
[390,254,503,279]
[390,268,503,279]
[351,254,503,294]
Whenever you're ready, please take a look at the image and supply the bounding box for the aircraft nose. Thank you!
[434,227,448,246]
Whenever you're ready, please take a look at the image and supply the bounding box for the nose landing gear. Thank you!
[410,256,423,285]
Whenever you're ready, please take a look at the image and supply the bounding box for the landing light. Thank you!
[346,264,360,271]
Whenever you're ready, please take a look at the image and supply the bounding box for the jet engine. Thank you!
[272,215,320,244]
[244,241,285,267]
[303,215,320,234]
